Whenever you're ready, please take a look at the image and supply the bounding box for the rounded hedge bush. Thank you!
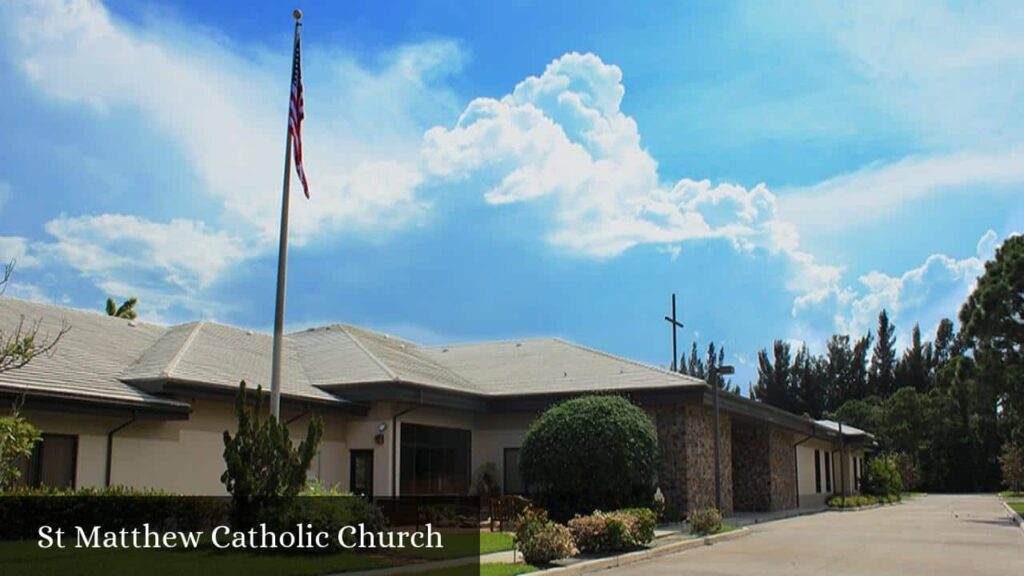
[519,395,659,521]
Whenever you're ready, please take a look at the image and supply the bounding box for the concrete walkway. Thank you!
[603,495,1024,576]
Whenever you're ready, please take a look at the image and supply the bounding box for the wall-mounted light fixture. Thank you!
[374,422,387,446]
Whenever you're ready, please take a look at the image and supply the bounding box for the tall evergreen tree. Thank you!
[932,318,957,372]
[851,334,872,400]
[868,309,897,398]
[895,324,930,392]
[960,234,1024,444]
[792,344,826,418]
[706,342,738,393]
[685,342,705,378]
[752,340,793,412]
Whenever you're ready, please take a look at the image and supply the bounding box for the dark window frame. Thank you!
[399,423,471,496]
[503,447,524,495]
[19,433,78,489]
[348,449,374,500]
[824,451,832,493]
[814,449,822,493]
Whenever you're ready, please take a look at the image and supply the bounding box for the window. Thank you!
[15,433,77,489]
[503,448,524,495]
[824,451,832,493]
[399,423,471,495]
[814,450,822,493]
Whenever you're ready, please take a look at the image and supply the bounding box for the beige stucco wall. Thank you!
[27,396,865,508]
[379,403,538,497]
[22,399,352,495]
[795,438,866,508]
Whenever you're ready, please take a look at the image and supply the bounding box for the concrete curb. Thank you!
[541,527,751,575]
[335,529,751,576]
[729,506,826,526]
[1002,501,1024,539]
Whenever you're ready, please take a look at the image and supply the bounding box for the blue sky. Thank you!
[1,0,1021,390]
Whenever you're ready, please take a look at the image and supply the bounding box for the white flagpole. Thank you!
[270,9,303,420]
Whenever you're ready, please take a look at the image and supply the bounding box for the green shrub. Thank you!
[567,508,656,553]
[283,495,386,550]
[514,506,577,565]
[616,508,656,545]
[826,493,901,509]
[0,409,41,490]
[687,508,722,535]
[827,495,875,508]
[862,455,903,497]
[301,479,346,496]
[222,381,324,529]
[0,486,228,540]
[520,395,659,521]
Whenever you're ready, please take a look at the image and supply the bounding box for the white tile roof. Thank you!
[421,338,705,395]
[123,321,340,403]
[815,419,873,438]
[0,298,188,412]
[0,297,705,409]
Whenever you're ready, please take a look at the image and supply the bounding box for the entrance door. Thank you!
[349,450,374,499]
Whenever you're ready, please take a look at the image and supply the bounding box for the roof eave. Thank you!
[0,387,191,420]
[123,377,370,416]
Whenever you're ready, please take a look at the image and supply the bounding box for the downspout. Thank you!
[793,432,814,508]
[105,412,137,487]
[286,406,315,479]
[391,403,419,498]
[285,405,311,425]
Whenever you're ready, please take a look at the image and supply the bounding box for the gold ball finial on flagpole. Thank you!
[293,9,303,21]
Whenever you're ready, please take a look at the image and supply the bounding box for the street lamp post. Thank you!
[711,364,734,512]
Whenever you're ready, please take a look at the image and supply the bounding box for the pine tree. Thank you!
[852,333,872,400]
[753,340,793,412]
[685,342,705,378]
[868,310,897,398]
[826,335,853,410]
[895,324,930,392]
[792,344,826,418]
[932,318,957,372]
[705,342,738,393]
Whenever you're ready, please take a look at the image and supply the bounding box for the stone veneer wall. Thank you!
[731,421,771,511]
[684,405,732,515]
[655,406,689,518]
[768,427,797,511]
[731,422,799,512]
[654,405,733,517]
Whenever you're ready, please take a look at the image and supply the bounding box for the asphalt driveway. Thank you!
[606,495,1024,576]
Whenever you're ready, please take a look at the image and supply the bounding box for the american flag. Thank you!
[289,24,310,199]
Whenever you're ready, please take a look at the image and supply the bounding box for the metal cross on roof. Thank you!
[663,293,684,372]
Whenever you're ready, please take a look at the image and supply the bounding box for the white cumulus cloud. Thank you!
[423,52,843,306]
[42,214,252,318]
[0,0,464,312]
[834,229,1000,341]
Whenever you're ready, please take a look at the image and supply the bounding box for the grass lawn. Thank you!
[999,490,1024,499]
[1010,502,1024,516]
[480,531,514,554]
[0,540,397,576]
[415,562,536,576]
[901,492,927,498]
[711,523,739,535]
[393,531,514,560]
[0,531,516,575]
